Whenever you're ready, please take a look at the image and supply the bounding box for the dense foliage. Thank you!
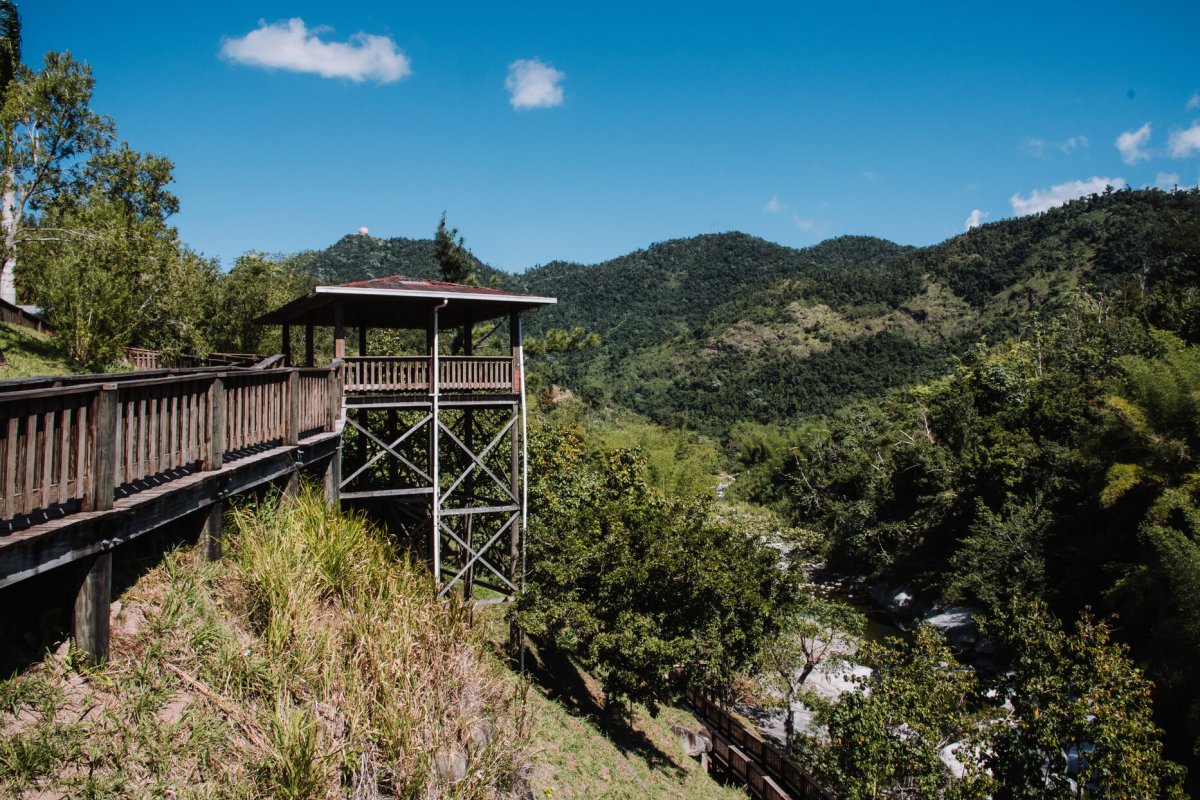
[513,422,797,719]
[724,189,1200,788]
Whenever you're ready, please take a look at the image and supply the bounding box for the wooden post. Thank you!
[282,324,292,366]
[73,551,112,665]
[305,324,315,367]
[87,384,118,512]
[323,447,341,505]
[206,376,226,470]
[333,304,345,360]
[285,370,300,446]
[358,326,368,357]
[201,502,223,561]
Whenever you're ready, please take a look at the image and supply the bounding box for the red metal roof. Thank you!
[339,274,534,299]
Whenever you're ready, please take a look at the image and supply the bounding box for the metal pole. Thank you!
[431,299,448,590]
[517,314,528,674]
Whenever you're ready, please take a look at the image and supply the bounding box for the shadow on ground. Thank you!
[515,634,686,777]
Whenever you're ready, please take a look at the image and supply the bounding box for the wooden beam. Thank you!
[282,324,292,366]
[73,551,111,665]
[206,376,225,470]
[333,305,345,360]
[88,384,118,512]
[305,324,314,367]
[358,326,368,357]
[285,370,300,446]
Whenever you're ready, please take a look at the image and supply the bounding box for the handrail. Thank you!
[1,365,342,531]
[685,689,835,800]
[343,354,516,393]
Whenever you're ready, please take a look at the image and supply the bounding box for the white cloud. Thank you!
[505,59,565,109]
[1168,123,1200,158]
[220,19,411,83]
[1010,176,1127,216]
[764,195,782,214]
[1116,122,1152,164]
[1155,172,1181,190]
[1188,92,1200,110]
[1028,135,1088,158]
[793,215,816,231]
[1060,135,1088,154]
[964,209,988,230]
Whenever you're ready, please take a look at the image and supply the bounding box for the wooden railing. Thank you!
[344,356,516,394]
[1,384,99,518]
[123,348,267,371]
[685,690,835,800]
[116,375,214,487]
[1,364,344,529]
[0,298,49,334]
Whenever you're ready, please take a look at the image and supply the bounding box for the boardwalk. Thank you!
[1,360,344,662]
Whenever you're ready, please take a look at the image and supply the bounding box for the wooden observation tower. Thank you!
[257,276,556,598]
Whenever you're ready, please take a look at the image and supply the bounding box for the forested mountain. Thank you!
[523,187,1200,429]
[304,232,508,286]
[301,190,1197,434]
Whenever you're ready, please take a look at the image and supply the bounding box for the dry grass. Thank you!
[0,489,531,799]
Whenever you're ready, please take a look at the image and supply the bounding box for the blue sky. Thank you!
[21,1,1200,272]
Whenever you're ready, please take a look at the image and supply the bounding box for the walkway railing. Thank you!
[1,364,344,531]
[685,690,835,800]
[345,355,516,393]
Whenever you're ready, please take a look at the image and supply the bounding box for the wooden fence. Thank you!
[1,364,343,529]
[345,355,515,393]
[123,348,266,371]
[685,690,835,800]
[0,298,49,334]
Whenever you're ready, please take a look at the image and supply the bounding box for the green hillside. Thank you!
[0,322,72,378]
[305,233,509,287]
[532,188,1200,429]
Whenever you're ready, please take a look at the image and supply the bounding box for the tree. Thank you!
[981,599,1186,798]
[513,424,794,722]
[433,212,477,286]
[1,49,113,303]
[207,252,314,355]
[815,625,986,799]
[0,0,18,304]
[756,591,862,748]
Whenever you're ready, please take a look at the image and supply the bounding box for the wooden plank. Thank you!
[136,396,147,482]
[22,413,36,514]
[4,416,17,518]
[169,392,179,469]
[75,404,87,503]
[58,402,71,505]
[40,408,54,509]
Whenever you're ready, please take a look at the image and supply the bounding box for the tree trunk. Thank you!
[784,686,795,748]
[1,176,17,305]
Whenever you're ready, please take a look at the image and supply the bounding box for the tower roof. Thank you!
[256,275,556,330]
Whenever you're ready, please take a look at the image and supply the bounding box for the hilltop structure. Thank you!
[257,274,556,598]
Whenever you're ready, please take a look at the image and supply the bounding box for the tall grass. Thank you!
[227,488,530,799]
[0,487,529,799]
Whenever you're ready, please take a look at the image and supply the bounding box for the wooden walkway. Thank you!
[0,361,345,662]
[684,690,835,800]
